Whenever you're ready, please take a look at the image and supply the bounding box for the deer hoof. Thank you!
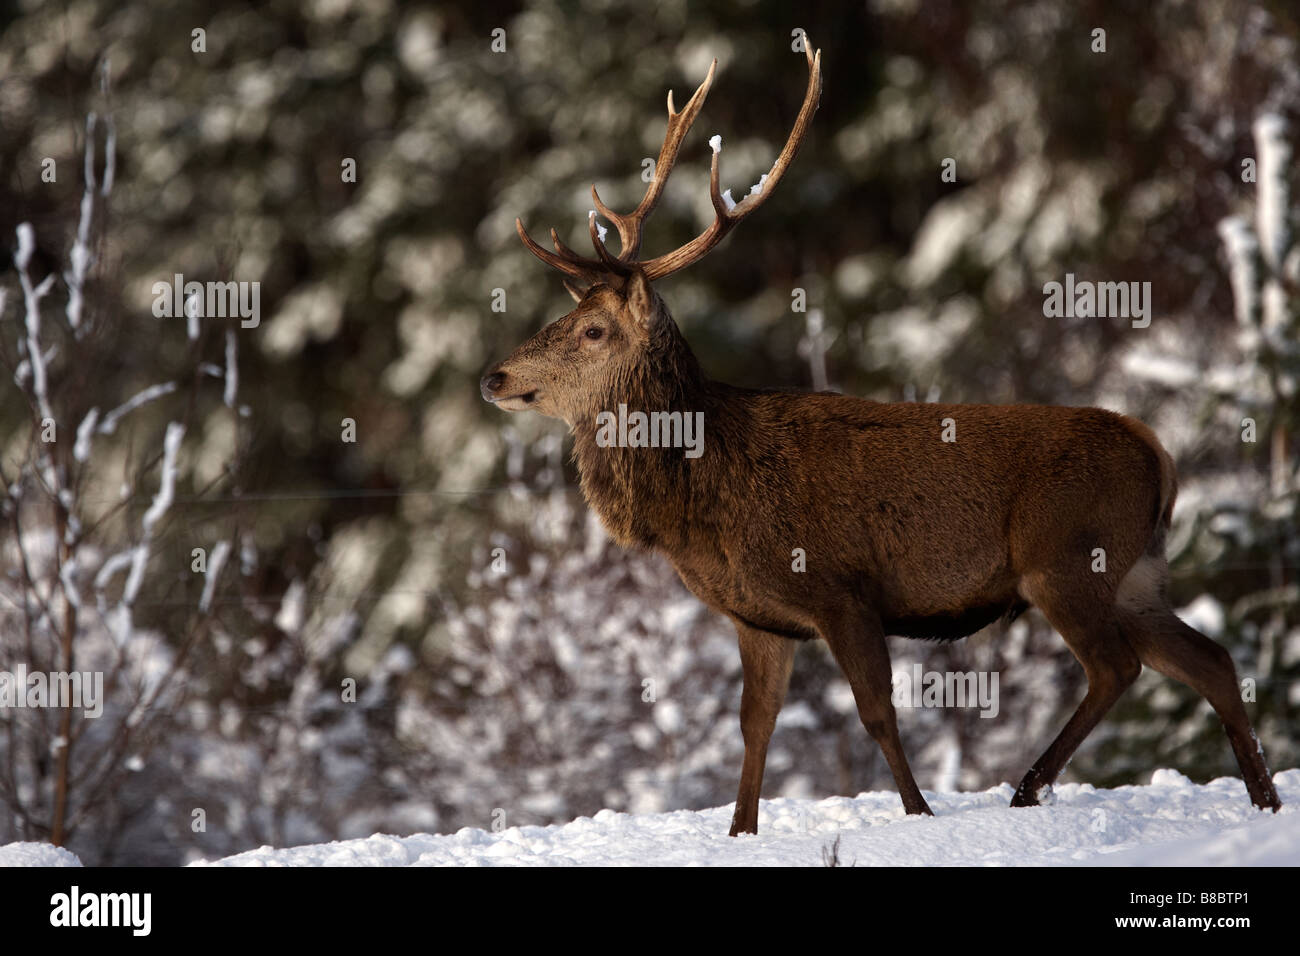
[1009,786,1039,808]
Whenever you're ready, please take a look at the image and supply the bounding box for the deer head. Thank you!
[481,42,823,426]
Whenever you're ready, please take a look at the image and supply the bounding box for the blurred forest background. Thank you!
[0,0,1296,864]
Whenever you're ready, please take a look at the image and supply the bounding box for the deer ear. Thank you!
[626,270,660,330]
[562,278,588,304]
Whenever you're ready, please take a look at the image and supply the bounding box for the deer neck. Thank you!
[570,335,734,552]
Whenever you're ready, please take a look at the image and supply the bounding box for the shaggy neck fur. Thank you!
[570,313,741,552]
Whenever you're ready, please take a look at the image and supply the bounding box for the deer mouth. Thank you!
[496,390,539,411]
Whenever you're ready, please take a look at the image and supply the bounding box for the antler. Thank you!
[589,59,717,265]
[640,43,821,280]
[516,39,822,285]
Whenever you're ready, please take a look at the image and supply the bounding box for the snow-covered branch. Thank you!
[96,382,178,435]
[15,223,57,427]
[122,421,185,609]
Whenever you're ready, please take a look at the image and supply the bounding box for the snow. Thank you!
[1253,113,1290,271]
[191,770,1297,866]
[1120,351,1200,388]
[587,210,607,243]
[97,382,178,434]
[1218,216,1258,327]
[123,422,185,606]
[14,221,36,271]
[74,408,100,462]
[16,222,56,426]
[0,842,82,867]
[100,111,116,196]
[5,770,1288,867]
[186,292,201,340]
[904,195,986,287]
[200,540,231,613]
[708,134,721,154]
[59,555,82,611]
[65,112,107,334]
[224,329,239,407]
[718,175,771,215]
[1177,594,1226,638]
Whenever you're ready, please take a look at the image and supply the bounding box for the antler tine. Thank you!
[588,212,631,275]
[641,43,822,282]
[550,226,606,270]
[515,218,606,281]
[589,59,718,263]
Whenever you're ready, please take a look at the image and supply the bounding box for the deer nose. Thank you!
[480,371,506,402]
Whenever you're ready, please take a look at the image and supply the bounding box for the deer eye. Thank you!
[584,326,603,340]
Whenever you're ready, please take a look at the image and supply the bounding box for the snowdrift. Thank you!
[3,769,1296,867]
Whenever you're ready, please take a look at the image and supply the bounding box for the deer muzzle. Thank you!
[480,368,539,410]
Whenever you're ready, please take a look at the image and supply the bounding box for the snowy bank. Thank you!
[195,768,1299,866]
[0,842,82,867]
[4,769,1295,867]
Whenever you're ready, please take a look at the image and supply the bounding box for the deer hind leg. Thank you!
[1011,571,1142,807]
[729,622,796,836]
[1116,556,1282,811]
[820,607,933,816]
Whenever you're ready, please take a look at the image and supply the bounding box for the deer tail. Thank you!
[1120,415,1178,557]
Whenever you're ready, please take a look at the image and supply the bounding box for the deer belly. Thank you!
[671,563,821,639]
[882,598,1027,641]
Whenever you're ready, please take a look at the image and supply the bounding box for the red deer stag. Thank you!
[481,39,1282,835]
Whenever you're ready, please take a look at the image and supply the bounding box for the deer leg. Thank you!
[1119,605,1281,811]
[821,609,933,816]
[729,622,796,836]
[1012,575,1142,807]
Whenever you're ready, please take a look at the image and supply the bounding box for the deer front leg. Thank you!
[729,622,796,836]
[820,606,934,816]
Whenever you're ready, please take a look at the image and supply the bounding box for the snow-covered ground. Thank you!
[3,769,1296,867]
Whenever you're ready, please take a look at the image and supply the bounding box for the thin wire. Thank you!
[73,483,569,506]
